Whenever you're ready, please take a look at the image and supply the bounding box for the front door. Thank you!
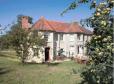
[45,47,50,61]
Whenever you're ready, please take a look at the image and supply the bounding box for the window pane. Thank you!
[60,34,63,40]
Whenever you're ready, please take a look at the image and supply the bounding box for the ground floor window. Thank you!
[58,48,64,56]
[77,45,83,54]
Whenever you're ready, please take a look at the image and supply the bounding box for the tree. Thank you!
[62,0,113,84]
[0,24,11,50]
[0,34,12,49]
[9,15,45,63]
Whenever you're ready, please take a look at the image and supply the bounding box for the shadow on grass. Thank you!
[46,62,60,66]
[18,62,60,66]
[0,67,11,75]
[0,53,16,59]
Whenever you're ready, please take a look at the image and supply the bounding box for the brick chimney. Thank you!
[21,16,31,29]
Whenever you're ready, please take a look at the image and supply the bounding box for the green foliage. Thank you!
[9,24,45,63]
[9,24,28,62]
[8,15,45,63]
[64,0,114,84]
[0,15,45,63]
[0,25,12,50]
[0,34,12,49]
[9,24,28,47]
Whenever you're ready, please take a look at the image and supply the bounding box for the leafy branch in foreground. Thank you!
[62,0,114,84]
[8,15,46,63]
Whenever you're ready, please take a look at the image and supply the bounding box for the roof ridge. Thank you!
[47,19,69,24]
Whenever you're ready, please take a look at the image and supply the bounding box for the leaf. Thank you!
[90,1,96,9]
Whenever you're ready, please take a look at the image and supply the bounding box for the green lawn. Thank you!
[0,50,85,84]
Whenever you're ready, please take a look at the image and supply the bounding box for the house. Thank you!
[21,16,92,63]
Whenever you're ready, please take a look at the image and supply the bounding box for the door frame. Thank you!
[45,47,50,61]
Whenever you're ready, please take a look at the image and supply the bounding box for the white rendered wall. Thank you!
[43,31,92,60]
[46,32,54,61]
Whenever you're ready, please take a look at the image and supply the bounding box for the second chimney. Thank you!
[21,16,31,29]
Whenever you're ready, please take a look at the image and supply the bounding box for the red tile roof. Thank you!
[32,17,92,35]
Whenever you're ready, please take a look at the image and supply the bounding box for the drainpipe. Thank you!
[58,34,60,56]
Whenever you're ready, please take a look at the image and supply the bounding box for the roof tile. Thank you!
[32,17,92,34]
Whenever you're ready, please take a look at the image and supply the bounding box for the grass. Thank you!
[0,50,85,84]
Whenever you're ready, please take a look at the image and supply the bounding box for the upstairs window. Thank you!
[55,34,58,41]
[44,32,49,40]
[83,36,84,41]
[70,45,74,47]
[77,34,81,40]
[69,34,74,41]
[60,34,63,40]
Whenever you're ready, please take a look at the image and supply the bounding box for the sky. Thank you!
[0,0,94,28]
